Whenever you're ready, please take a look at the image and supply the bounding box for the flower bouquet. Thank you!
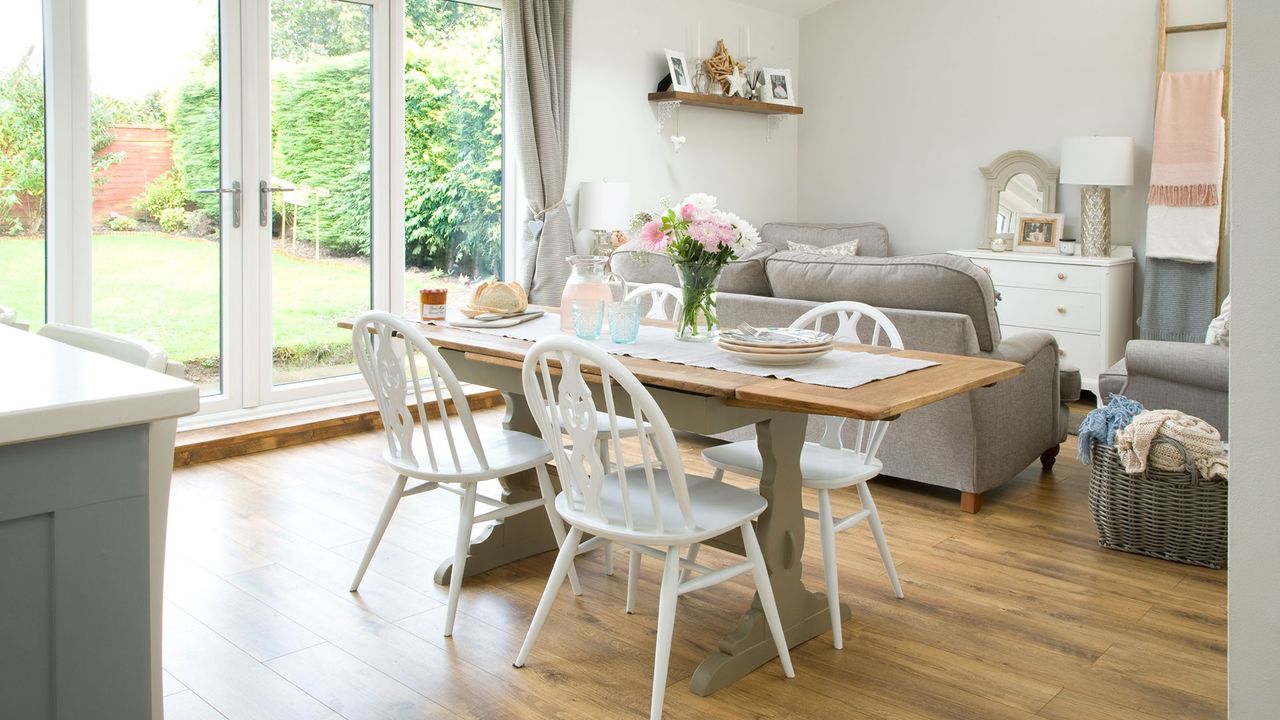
[636,194,760,341]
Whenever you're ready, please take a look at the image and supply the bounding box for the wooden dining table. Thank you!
[338,312,1023,696]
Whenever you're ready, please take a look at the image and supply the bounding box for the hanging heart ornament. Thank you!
[670,135,687,152]
[526,219,545,238]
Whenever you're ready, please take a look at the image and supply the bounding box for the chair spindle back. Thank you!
[625,283,683,321]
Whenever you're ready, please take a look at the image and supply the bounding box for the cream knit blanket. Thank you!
[1114,409,1229,480]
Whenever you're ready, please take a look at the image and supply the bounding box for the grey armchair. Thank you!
[1098,340,1229,438]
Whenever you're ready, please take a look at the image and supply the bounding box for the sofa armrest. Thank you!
[978,330,1058,366]
[1125,340,1229,393]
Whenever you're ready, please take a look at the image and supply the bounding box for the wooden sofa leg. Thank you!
[1040,444,1061,472]
[959,492,984,514]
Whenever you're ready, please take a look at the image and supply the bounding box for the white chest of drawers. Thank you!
[949,247,1135,394]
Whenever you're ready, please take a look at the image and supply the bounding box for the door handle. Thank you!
[259,181,291,227]
[195,180,242,228]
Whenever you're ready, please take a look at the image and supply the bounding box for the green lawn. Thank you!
[0,232,369,364]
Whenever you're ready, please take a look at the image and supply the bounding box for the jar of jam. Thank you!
[419,288,448,321]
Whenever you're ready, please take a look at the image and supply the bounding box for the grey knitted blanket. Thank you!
[1139,258,1217,342]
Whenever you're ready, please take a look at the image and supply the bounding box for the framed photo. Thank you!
[1013,213,1064,253]
[664,49,693,92]
[760,68,794,105]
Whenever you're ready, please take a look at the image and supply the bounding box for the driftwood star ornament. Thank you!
[703,39,745,94]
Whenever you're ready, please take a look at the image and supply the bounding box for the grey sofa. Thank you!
[1098,340,1229,439]
[612,222,1076,512]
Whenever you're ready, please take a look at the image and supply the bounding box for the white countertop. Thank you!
[950,246,1136,266]
[0,325,200,446]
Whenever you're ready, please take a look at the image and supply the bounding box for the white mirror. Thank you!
[981,151,1059,242]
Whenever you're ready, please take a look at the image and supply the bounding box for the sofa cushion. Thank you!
[765,252,1003,351]
[610,243,774,296]
[1098,358,1127,400]
[761,222,891,257]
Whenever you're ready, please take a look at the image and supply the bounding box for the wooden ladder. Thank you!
[1156,0,1232,300]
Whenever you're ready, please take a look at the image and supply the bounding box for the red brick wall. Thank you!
[93,125,174,222]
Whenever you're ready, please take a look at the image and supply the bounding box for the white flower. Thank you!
[681,193,718,214]
[718,211,760,256]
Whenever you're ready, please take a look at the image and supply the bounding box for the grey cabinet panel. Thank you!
[0,425,152,720]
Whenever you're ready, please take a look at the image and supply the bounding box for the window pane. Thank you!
[89,0,223,395]
[0,2,46,329]
[269,0,373,386]
[403,0,503,317]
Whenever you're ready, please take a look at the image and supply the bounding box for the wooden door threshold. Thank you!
[174,388,505,467]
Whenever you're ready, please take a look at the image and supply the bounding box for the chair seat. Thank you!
[556,468,766,546]
[385,427,551,481]
[584,411,642,439]
[702,439,882,489]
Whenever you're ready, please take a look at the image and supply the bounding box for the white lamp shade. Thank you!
[1060,136,1134,186]
[577,181,631,230]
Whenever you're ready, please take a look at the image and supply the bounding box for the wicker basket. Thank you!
[1088,438,1227,569]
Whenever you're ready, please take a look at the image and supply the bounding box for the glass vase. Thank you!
[673,261,723,342]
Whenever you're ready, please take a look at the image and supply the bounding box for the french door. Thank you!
[190,0,395,415]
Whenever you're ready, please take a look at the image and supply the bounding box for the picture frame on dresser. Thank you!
[1013,213,1065,253]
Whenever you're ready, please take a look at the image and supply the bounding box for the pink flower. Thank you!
[679,203,699,221]
[688,219,735,251]
[638,219,670,252]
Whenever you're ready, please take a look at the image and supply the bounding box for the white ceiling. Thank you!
[731,0,841,19]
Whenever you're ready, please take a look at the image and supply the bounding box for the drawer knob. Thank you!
[1057,272,1066,280]
[980,265,991,273]
[1059,349,1066,357]
[1057,306,1067,314]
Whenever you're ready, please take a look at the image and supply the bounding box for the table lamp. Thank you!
[575,181,631,256]
[1060,136,1134,257]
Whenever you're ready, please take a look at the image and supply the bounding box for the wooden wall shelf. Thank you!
[647,91,803,116]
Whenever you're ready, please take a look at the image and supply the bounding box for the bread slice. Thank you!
[461,281,529,317]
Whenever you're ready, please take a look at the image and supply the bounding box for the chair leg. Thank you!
[959,491,984,514]
[816,489,844,650]
[857,483,904,599]
[443,483,478,637]
[534,465,582,596]
[515,527,584,667]
[680,543,701,583]
[1041,444,1060,472]
[741,522,795,678]
[649,547,683,720]
[710,468,724,483]
[625,547,642,613]
[349,474,407,592]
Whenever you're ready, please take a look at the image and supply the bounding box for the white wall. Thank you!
[565,0,799,231]
[1227,0,1280,714]
[796,0,1226,315]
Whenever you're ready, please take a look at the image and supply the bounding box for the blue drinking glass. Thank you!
[572,299,604,340]
[609,301,641,344]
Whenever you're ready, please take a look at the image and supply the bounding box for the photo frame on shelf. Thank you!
[760,67,794,105]
[664,49,694,92]
[1013,213,1065,253]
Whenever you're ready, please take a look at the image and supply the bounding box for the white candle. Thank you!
[696,24,702,58]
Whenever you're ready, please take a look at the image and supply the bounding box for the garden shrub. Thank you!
[103,213,139,231]
[185,210,214,236]
[158,206,188,233]
[134,169,191,220]
[168,72,222,221]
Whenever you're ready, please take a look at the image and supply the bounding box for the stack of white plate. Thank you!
[718,327,834,366]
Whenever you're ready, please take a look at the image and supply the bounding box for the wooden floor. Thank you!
[161,407,1227,720]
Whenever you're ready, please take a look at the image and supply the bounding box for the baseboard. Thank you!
[174,388,505,467]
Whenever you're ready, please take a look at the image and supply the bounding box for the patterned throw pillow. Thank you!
[786,239,860,256]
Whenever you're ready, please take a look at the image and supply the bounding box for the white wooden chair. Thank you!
[700,301,905,650]
[36,322,185,378]
[581,282,683,576]
[347,311,580,636]
[515,335,794,720]
[0,305,29,332]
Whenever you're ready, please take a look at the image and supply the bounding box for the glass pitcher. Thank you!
[560,256,627,332]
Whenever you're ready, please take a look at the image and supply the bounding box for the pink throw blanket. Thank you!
[1148,69,1224,208]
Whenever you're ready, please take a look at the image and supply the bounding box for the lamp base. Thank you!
[1080,185,1111,257]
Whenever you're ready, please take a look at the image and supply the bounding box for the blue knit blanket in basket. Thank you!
[1078,394,1146,464]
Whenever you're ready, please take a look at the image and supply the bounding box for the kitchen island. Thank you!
[0,325,198,720]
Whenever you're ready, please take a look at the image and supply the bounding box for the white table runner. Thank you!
[435,313,937,390]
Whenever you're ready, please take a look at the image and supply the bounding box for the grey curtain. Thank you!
[503,0,573,304]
